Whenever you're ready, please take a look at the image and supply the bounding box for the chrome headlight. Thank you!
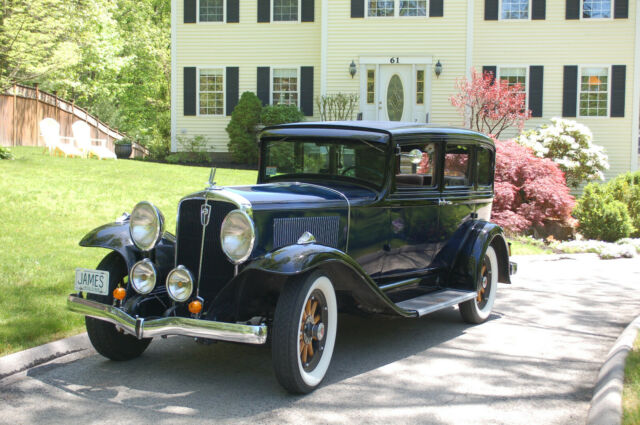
[130,259,157,295]
[166,265,194,302]
[220,210,255,264]
[129,201,164,251]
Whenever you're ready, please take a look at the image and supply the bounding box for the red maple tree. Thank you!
[450,68,531,139]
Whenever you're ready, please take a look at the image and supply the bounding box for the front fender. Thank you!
[239,244,414,317]
[79,222,175,273]
[446,221,511,291]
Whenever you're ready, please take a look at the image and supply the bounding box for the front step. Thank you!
[396,289,476,317]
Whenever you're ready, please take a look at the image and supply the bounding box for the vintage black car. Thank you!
[68,121,516,394]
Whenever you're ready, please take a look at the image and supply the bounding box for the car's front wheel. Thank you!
[85,252,152,361]
[459,245,498,324]
[271,271,338,394]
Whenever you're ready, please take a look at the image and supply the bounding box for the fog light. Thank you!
[130,259,157,294]
[188,300,203,314]
[113,287,126,301]
[166,265,194,302]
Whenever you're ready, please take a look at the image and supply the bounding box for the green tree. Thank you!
[226,92,263,165]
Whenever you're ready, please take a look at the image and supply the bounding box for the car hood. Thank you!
[224,182,351,209]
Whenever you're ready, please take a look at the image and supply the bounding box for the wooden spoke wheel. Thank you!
[272,271,337,394]
[459,246,498,324]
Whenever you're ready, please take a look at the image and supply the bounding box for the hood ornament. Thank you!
[207,167,220,190]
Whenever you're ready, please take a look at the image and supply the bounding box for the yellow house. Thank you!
[171,0,639,178]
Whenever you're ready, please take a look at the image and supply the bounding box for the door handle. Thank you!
[438,199,452,206]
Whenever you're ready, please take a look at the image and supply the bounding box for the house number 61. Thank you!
[390,57,400,64]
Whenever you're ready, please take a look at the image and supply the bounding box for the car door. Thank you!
[380,139,441,278]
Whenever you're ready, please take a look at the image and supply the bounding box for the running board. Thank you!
[395,290,476,317]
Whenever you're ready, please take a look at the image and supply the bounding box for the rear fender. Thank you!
[79,222,175,276]
[445,221,511,291]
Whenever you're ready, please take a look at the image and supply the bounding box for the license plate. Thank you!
[75,268,109,296]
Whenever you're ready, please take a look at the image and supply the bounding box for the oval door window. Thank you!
[387,74,404,121]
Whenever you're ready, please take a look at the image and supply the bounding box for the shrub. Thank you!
[516,118,609,188]
[174,135,210,164]
[0,146,13,160]
[316,93,359,121]
[226,92,263,165]
[147,137,171,161]
[261,104,305,126]
[491,138,575,234]
[573,172,640,240]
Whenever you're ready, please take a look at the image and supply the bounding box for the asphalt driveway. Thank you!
[1,254,639,425]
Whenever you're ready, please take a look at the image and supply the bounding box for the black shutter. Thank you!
[184,67,197,116]
[614,0,628,18]
[485,0,498,20]
[482,66,497,85]
[351,0,365,18]
[300,66,314,116]
[565,0,579,19]
[257,67,270,106]
[258,0,270,22]
[430,0,443,17]
[529,66,544,117]
[532,0,546,19]
[226,67,239,116]
[611,65,626,117]
[227,0,239,22]
[301,0,314,21]
[562,66,578,117]
[184,0,197,23]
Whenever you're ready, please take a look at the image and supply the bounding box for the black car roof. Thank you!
[263,121,494,145]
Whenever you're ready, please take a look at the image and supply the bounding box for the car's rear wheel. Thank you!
[459,245,498,324]
[85,252,152,361]
[271,271,338,394]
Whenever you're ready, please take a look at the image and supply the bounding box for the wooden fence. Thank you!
[1,84,148,158]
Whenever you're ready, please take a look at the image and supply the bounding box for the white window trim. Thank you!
[271,0,301,23]
[270,66,301,107]
[577,64,612,119]
[197,67,226,117]
[580,0,613,20]
[497,65,529,109]
[196,0,226,23]
[498,0,531,21]
[365,0,430,18]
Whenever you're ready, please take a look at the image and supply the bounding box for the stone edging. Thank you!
[0,333,91,381]
[586,315,640,425]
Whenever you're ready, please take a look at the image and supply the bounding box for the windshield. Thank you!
[261,138,387,187]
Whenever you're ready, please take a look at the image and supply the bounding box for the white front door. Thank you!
[379,65,412,122]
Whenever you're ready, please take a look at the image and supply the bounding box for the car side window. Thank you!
[444,144,471,187]
[477,146,493,187]
[395,142,437,189]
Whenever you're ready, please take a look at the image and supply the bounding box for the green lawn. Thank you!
[623,331,640,425]
[0,147,257,356]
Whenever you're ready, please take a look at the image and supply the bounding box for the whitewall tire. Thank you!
[459,245,498,324]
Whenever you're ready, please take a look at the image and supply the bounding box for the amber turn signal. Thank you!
[188,300,202,314]
[113,287,126,301]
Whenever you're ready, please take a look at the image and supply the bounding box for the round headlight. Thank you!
[220,210,255,264]
[130,259,157,295]
[129,201,164,251]
[166,265,194,302]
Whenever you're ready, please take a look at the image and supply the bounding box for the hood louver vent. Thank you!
[273,216,340,249]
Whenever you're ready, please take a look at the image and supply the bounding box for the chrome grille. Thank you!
[273,216,340,249]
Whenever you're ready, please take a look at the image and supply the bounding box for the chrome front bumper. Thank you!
[67,295,267,344]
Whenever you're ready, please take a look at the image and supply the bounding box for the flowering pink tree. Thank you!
[450,68,531,139]
[492,138,575,234]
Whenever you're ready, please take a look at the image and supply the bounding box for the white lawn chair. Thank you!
[39,118,82,158]
[72,121,116,160]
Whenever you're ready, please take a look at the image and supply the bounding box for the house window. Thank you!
[501,0,529,19]
[368,0,427,17]
[273,68,298,106]
[499,67,527,93]
[199,69,224,115]
[400,1,427,16]
[416,70,424,104]
[367,70,375,104]
[582,0,611,18]
[273,0,299,21]
[199,0,224,22]
[579,67,609,117]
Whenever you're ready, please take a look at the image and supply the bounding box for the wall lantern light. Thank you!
[349,60,357,79]
[434,60,443,78]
